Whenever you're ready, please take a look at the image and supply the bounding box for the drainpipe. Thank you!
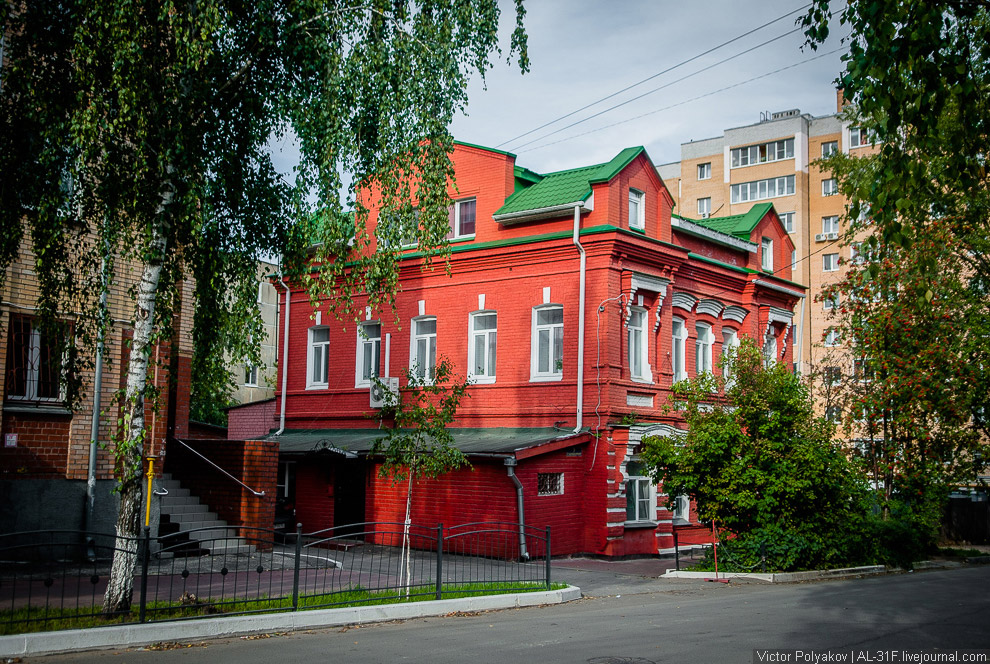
[572,204,586,433]
[84,257,109,555]
[503,457,530,560]
[275,269,291,436]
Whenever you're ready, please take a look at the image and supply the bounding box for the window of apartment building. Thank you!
[730,175,795,204]
[356,322,381,387]
[537,472,564,496]
[447,198,477,239]
[696,197,712,218]
[730,138,794,168]
[823,292,840,310]
[697,162,711,180]
[628,189,645,231]
[822,178,839,197]
[671,317,687,383]
[695,323,713,375]
[849,126,873,148]
[761,237,774,272]
[5,316,68,403]
[307,326,330,389]
[823,252,839,272]
[468,311,497,383]
[624,459,654,523]
[783,212,796,234]
[825,327,841,347]
[822,215,839,235]
[532,305,564,380]
[850,242,873,265]
[791,250,797,267]
[244,364,258,387]
[854,357,875,382]
[821,140,838,157]
[824,365,842,386]
[410,317,437,382]
[825,405,842,422]
[628,308,650,382]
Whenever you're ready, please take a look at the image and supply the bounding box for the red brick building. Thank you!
[265,142,804,557]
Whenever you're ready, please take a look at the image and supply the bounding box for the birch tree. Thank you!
[0,0,526,615]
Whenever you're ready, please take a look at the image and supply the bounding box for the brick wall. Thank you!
[228,399,277,440]
[164,439,277,537]
[0,411,72,478]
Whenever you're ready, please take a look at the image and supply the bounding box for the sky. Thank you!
[447,0,849,174]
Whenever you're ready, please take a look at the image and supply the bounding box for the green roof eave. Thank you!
[687,252,756,275]
[588,146,646,184]
[691,202,774,240]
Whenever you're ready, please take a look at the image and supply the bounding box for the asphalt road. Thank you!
[29,565,990,664]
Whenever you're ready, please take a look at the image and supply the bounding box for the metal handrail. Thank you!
[171,439,265,496]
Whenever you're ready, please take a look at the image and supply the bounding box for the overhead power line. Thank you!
[497,2,813,150]
[519,45,846,154]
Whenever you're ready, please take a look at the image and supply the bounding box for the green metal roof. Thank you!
[687,202,775,240]
[270,427,588,456]
[495,147,647,218]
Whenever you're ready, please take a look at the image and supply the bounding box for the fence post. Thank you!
[292,523,302,611]
[545,526,551,590]
[674,529,680,571]
[138,526,151,623]
[760,541,767,574]
[435,524,443,601]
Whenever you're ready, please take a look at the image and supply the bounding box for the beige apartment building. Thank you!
[657,91,876,386]
[230,261,280,406]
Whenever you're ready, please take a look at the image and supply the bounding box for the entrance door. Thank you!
[333,459,367,537]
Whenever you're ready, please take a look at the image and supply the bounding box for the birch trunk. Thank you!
[102,219,169,615]
[402,473,413,598]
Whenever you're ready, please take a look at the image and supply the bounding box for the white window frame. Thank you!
[722,328,740,383]
[697,162,711,180]
[355,321,382,388]
[731,175,795,203]
[849,126,873,148]
[779,211,795,233]
[822,215,840,234]
[447,198,477,240]
[671,495,690,522]
[824,366,842,387]
[825,327,841,347]
[531,305,564,382]
[628,189,645,231]
[823,253,840,272]
[671,317,687,383]
[761,237,774,272]
[409,316,437,383]
[730,138,795,168]
[763,330,778,367]
[697,197,711,217]
[468,310,497,384]
[791,250,797,267]
[825,405,843,422]
[244,363,259,387]
[627,307,651,383]
[822,178,839,197]
[307,326,330,389]
[821,140,838,157]
[824,293,840,310]
[695,323,713,375]
[624,458,656,524]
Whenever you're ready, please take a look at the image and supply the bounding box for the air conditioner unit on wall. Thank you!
[826,232,839,240]
[815,233,827,242]
[370,377,399,409]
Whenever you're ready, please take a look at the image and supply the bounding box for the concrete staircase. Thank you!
[157,474,255,557]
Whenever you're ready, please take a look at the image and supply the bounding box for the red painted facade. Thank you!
[274,142,803,557]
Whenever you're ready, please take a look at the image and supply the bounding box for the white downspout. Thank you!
[275,269,291,436]
[573,204,586,433]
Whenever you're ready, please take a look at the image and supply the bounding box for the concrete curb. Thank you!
[663,565,887,582]
[0,585,582,657]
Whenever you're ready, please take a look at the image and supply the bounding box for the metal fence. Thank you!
[0,522,551,635]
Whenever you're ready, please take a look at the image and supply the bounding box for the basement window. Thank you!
[537,472,564,496]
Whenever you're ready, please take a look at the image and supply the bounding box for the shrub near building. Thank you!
[641,339,876,571]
